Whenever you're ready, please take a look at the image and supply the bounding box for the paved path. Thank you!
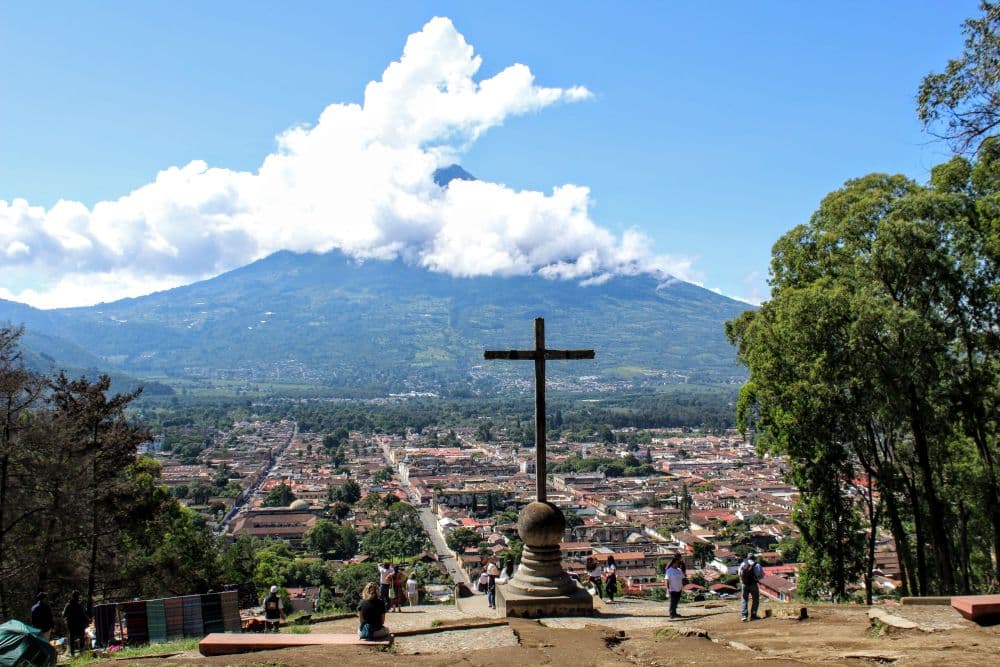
[418,506,471,586]
[310,597,733,656]
[312,604,516,655]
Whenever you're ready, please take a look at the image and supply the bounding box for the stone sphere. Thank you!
[518,501,566,547]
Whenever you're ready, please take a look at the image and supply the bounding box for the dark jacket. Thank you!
[31,601,54,632]
[264,593,282,620]
[63,599,90,631]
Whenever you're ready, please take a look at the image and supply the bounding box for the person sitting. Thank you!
[358,582,391,640]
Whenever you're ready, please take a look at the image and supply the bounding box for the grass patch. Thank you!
[653,627,680,641]
[430,619,443,628]
[68,639,199,664]
[287,625,312,634]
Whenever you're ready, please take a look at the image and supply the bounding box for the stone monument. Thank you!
[484,318,595,617]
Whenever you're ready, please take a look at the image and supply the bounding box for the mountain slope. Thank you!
[0,251,753,391]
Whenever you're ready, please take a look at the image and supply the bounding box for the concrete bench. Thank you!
[950,594,1000,623]
[198,632,392,656]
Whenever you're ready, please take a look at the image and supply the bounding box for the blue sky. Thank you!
[0,1,979,307]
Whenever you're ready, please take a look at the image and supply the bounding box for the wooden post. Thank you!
[534,318,546,502]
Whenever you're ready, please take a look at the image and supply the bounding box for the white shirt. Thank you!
[665,565,685,592]
[379,565,394,584]
[406,578,418,595]
[486,562,500,576]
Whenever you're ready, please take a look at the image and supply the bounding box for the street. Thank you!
[418,506,470,586]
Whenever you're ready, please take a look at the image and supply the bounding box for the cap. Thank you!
[270,585,278,593]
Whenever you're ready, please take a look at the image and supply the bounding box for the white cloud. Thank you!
[0,16,692,309]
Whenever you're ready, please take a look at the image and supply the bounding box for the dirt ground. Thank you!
[116,599,1000,666]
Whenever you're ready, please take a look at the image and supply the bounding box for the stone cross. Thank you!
[484,317,594,503]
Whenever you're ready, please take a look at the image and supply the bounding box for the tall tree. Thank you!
[0,326,46,617]
[49,373,149,608]
[918,2,1000,154]
[729,146,1000,595]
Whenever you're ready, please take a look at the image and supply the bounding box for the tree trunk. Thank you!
[957,499,972,594]
[908,394,955,593]
[86,427,100,610]
[863,476,882,605]
[883,491,915,597]
[904,472,929,596]
[0,393,16,619]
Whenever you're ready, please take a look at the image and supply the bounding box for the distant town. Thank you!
[150,417,902,608]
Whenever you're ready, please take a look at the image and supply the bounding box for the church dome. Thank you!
[289,499,310,511]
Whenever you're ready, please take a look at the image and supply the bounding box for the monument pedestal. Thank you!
[497,583,594,618]
[498,502,594,618]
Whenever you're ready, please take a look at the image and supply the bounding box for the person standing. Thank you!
[477,569,489,595]
[603,556,618,603]
[664,556,685,619]
[357,582,391,640]
[30,592,54,639]
[63,590,90,655]
[406,572,419,607]
[738,555,764,621]
[263,585,285,632]
[586,557,604,600]
[378,562,394,608]
[485,558,500,609]
[391,567,405,612]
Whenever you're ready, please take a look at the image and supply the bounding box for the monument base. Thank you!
[496,583,594,618]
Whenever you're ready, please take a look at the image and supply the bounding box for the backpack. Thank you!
[740,562,758,586]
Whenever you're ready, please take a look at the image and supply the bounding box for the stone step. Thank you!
[951,594,1000,623]
[198,632,392,656]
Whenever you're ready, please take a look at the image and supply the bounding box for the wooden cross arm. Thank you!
[546,350,595,360]
[484,350,595,360]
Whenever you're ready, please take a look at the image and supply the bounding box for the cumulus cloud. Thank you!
[0,16,694,309]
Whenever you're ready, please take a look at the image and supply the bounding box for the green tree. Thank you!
[49,373,150,609]
[334,479,361,504]
[679,484,693,527]
[332,562,378,608]
[0,326,45,617]
[190,482,213,505]
[692,541,715,567]
[728,145,1000,595]
[445,527,481,552]
[371,468,393,484]
[918,2,1000,153]
[253,541,296,591]
[222,533,262,584]
[263,483,296,507]
[360,521,428,561]
[134,504,223,596]
[304,519,358,559]
[475,421,494,442]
